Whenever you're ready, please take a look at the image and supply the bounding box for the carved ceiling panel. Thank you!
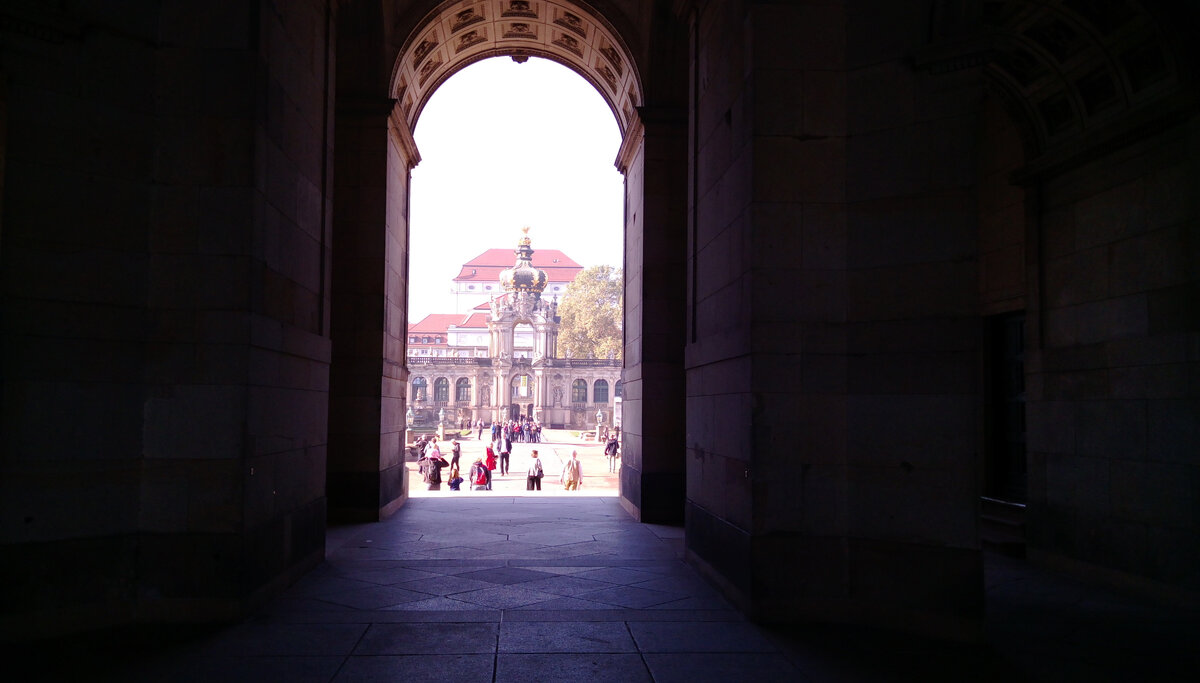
[391,0,641,136]
[978,0,1180,151]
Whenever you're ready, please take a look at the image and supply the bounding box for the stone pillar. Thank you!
[617,106,689,523]
[327,98,417,521]
[682,1,983,639]
[0,0,336,636]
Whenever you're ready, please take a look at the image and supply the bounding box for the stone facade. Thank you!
[0,0,1196,642]
[406,232,621,429]
[407,357,621,430]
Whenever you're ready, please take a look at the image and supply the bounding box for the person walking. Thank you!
[476,419,484,440]
[561,450,582,491]
[449,439,461,472]
[604,435,620,473]
[526,450,543,491]
[498,433,512,475]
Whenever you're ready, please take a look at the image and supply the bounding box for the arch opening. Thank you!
[403,55,625,433]
[329,0,685,525]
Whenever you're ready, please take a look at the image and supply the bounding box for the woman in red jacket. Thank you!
[485,444,497,473]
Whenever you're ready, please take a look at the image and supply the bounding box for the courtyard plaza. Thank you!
[10,433,1196,683]
[408,428,617,495]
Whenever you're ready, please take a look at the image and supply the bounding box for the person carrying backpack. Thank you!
[526,450,544,491]
[604,436,620,473]
[422,452,448,491]
[470,458,490,491]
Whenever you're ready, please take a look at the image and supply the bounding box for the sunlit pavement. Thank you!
[407,428,619,497]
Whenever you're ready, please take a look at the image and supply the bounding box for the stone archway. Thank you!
[328,0,689,524]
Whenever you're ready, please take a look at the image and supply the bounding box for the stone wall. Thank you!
[684,0,985,637]
[0,0,334,635]
[1026,118,1200,592]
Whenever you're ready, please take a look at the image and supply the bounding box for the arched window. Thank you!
[510,374,532,399]
[434,377,449,402]
[593,379,609,403]
[571,379,587,403]
[412,376,427,402]
[455,377,471,402]
[614,379,623,398]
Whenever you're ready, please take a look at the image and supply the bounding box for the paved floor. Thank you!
[14,495,1199,682]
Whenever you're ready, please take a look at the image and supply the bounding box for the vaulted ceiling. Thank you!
[390,0,642,136]
[981,0,1187,154]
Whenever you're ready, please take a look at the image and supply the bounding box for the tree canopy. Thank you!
[557,265,623,360]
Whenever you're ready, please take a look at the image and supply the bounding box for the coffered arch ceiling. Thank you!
[978,1,1190,166]
[390,0,642,137]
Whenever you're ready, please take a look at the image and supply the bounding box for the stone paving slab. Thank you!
[352,622,498,655]
[494,653,652,683]
[628,621,780,653]
[644,653,809,683]
[497,621,638,653]
[333,654,495,683]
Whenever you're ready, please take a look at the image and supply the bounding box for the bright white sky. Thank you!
[408,57,625,322]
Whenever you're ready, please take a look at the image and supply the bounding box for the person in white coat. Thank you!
[560,450,582,491]
[526,450,544,491]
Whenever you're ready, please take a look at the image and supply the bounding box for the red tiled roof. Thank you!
[455,312,490,328]
[408,314,465,334]
[454,248,583,282]
[407,313,490,344]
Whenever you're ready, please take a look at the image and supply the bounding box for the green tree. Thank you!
[557,265,623,359]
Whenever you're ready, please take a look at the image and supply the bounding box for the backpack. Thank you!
[474,465,488,486]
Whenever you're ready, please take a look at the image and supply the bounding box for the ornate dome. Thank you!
[499,227,548,294]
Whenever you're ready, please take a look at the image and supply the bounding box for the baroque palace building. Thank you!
[405,231,622,428]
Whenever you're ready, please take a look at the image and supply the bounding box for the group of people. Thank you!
[415,437,450,490]
[490,418,542,444]
[415,441,588,492]
[413,429,618,492]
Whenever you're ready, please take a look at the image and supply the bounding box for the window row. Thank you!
[570,379,623,403]
[409,377,623,404]
[411,377,472,402]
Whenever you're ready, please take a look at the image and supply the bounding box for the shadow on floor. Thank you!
[6,497,1198,683]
